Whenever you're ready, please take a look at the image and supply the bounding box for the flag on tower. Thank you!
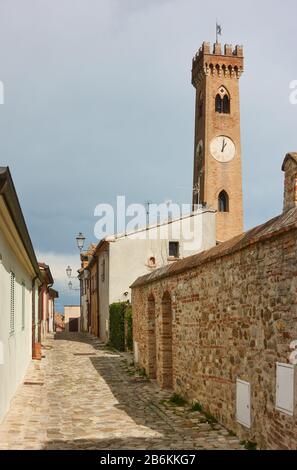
[216,22,222,43]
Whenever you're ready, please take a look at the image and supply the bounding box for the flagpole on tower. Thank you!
[216,21,222,44]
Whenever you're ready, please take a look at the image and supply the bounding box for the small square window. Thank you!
[169,241,179,259]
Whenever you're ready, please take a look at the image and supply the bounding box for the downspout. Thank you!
[31,275,38,359]
[96,257,100,339]
[47,281,53,334]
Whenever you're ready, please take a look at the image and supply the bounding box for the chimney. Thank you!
[282,153,297,212]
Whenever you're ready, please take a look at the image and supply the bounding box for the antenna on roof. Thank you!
[145,200,152,228]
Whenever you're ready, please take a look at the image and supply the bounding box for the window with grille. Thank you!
[10,272,15,335]
[22,281,25,330]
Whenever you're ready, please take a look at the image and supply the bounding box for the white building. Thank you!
[82,208,216,342]
[64,306,81,332]
[0,167,42,422]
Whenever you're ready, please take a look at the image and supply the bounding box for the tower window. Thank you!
[218,191,229,212]
[223,95,230,114]
[215,94,222,113]
[215,89,230,114]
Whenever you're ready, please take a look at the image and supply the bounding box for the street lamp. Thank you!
[76,232,85,252]
[66,266,72,278]
[68,279,80,292]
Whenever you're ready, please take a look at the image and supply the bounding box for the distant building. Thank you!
[54,312,64,332]
[48,288,59,333]
[78,244,96,333]
[38,263,56,338]
[64,306,80,332]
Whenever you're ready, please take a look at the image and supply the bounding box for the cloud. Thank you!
[0,0,296,308]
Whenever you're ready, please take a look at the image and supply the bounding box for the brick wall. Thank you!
[132,223,297,450]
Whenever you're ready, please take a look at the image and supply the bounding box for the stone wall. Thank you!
[132,221,297,450]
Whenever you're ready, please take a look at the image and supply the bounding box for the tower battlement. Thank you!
[192,42,244,85]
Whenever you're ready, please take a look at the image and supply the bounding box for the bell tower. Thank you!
[192,42,244,242]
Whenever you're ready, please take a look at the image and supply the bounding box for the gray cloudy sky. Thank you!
[0,0,296,308]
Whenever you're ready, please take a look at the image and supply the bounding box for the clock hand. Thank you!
[221,139,227,152]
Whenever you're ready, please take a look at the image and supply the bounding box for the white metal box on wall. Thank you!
[276,363,295,416]
[236,379,251,428]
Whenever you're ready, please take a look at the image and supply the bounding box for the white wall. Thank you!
[97,210,216,342]
[109,210,216,304]
[0,229,33,422]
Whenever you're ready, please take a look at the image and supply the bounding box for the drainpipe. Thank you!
[96,257,100,339]
[31,276,38,359]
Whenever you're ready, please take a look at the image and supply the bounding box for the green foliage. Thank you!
[240,440,257,451]
[137,368,147,378]
[204,411,218,425]
[125,305,133,351]
[190,401,218,426]
[191,402,203,412]
[109,302,126,351]
[169,394,187,407]
[109,302,133,352]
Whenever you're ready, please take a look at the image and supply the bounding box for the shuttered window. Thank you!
[22,281,25,330]
[10,272,15,335]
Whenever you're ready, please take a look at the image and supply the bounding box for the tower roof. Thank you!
[192,42,244,86]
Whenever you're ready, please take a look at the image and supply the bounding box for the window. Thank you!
[21,282,25,330]
[223,94,230,114]
[215,94,222,113]
[218,191,229,213]
[215,88,230,114]
[169,241,179,259]
[10,272,15,335]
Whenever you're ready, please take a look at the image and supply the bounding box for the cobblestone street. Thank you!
[0,333,243,450]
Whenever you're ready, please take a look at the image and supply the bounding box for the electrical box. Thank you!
[236,379,251,428]
[276,363,295,416]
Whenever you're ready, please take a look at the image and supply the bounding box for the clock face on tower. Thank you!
[210,136,236,163]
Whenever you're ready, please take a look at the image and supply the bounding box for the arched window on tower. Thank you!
[215,94,222,113]
[223,94,230,114]
[215,87,230,114]
[218,191,229,212]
